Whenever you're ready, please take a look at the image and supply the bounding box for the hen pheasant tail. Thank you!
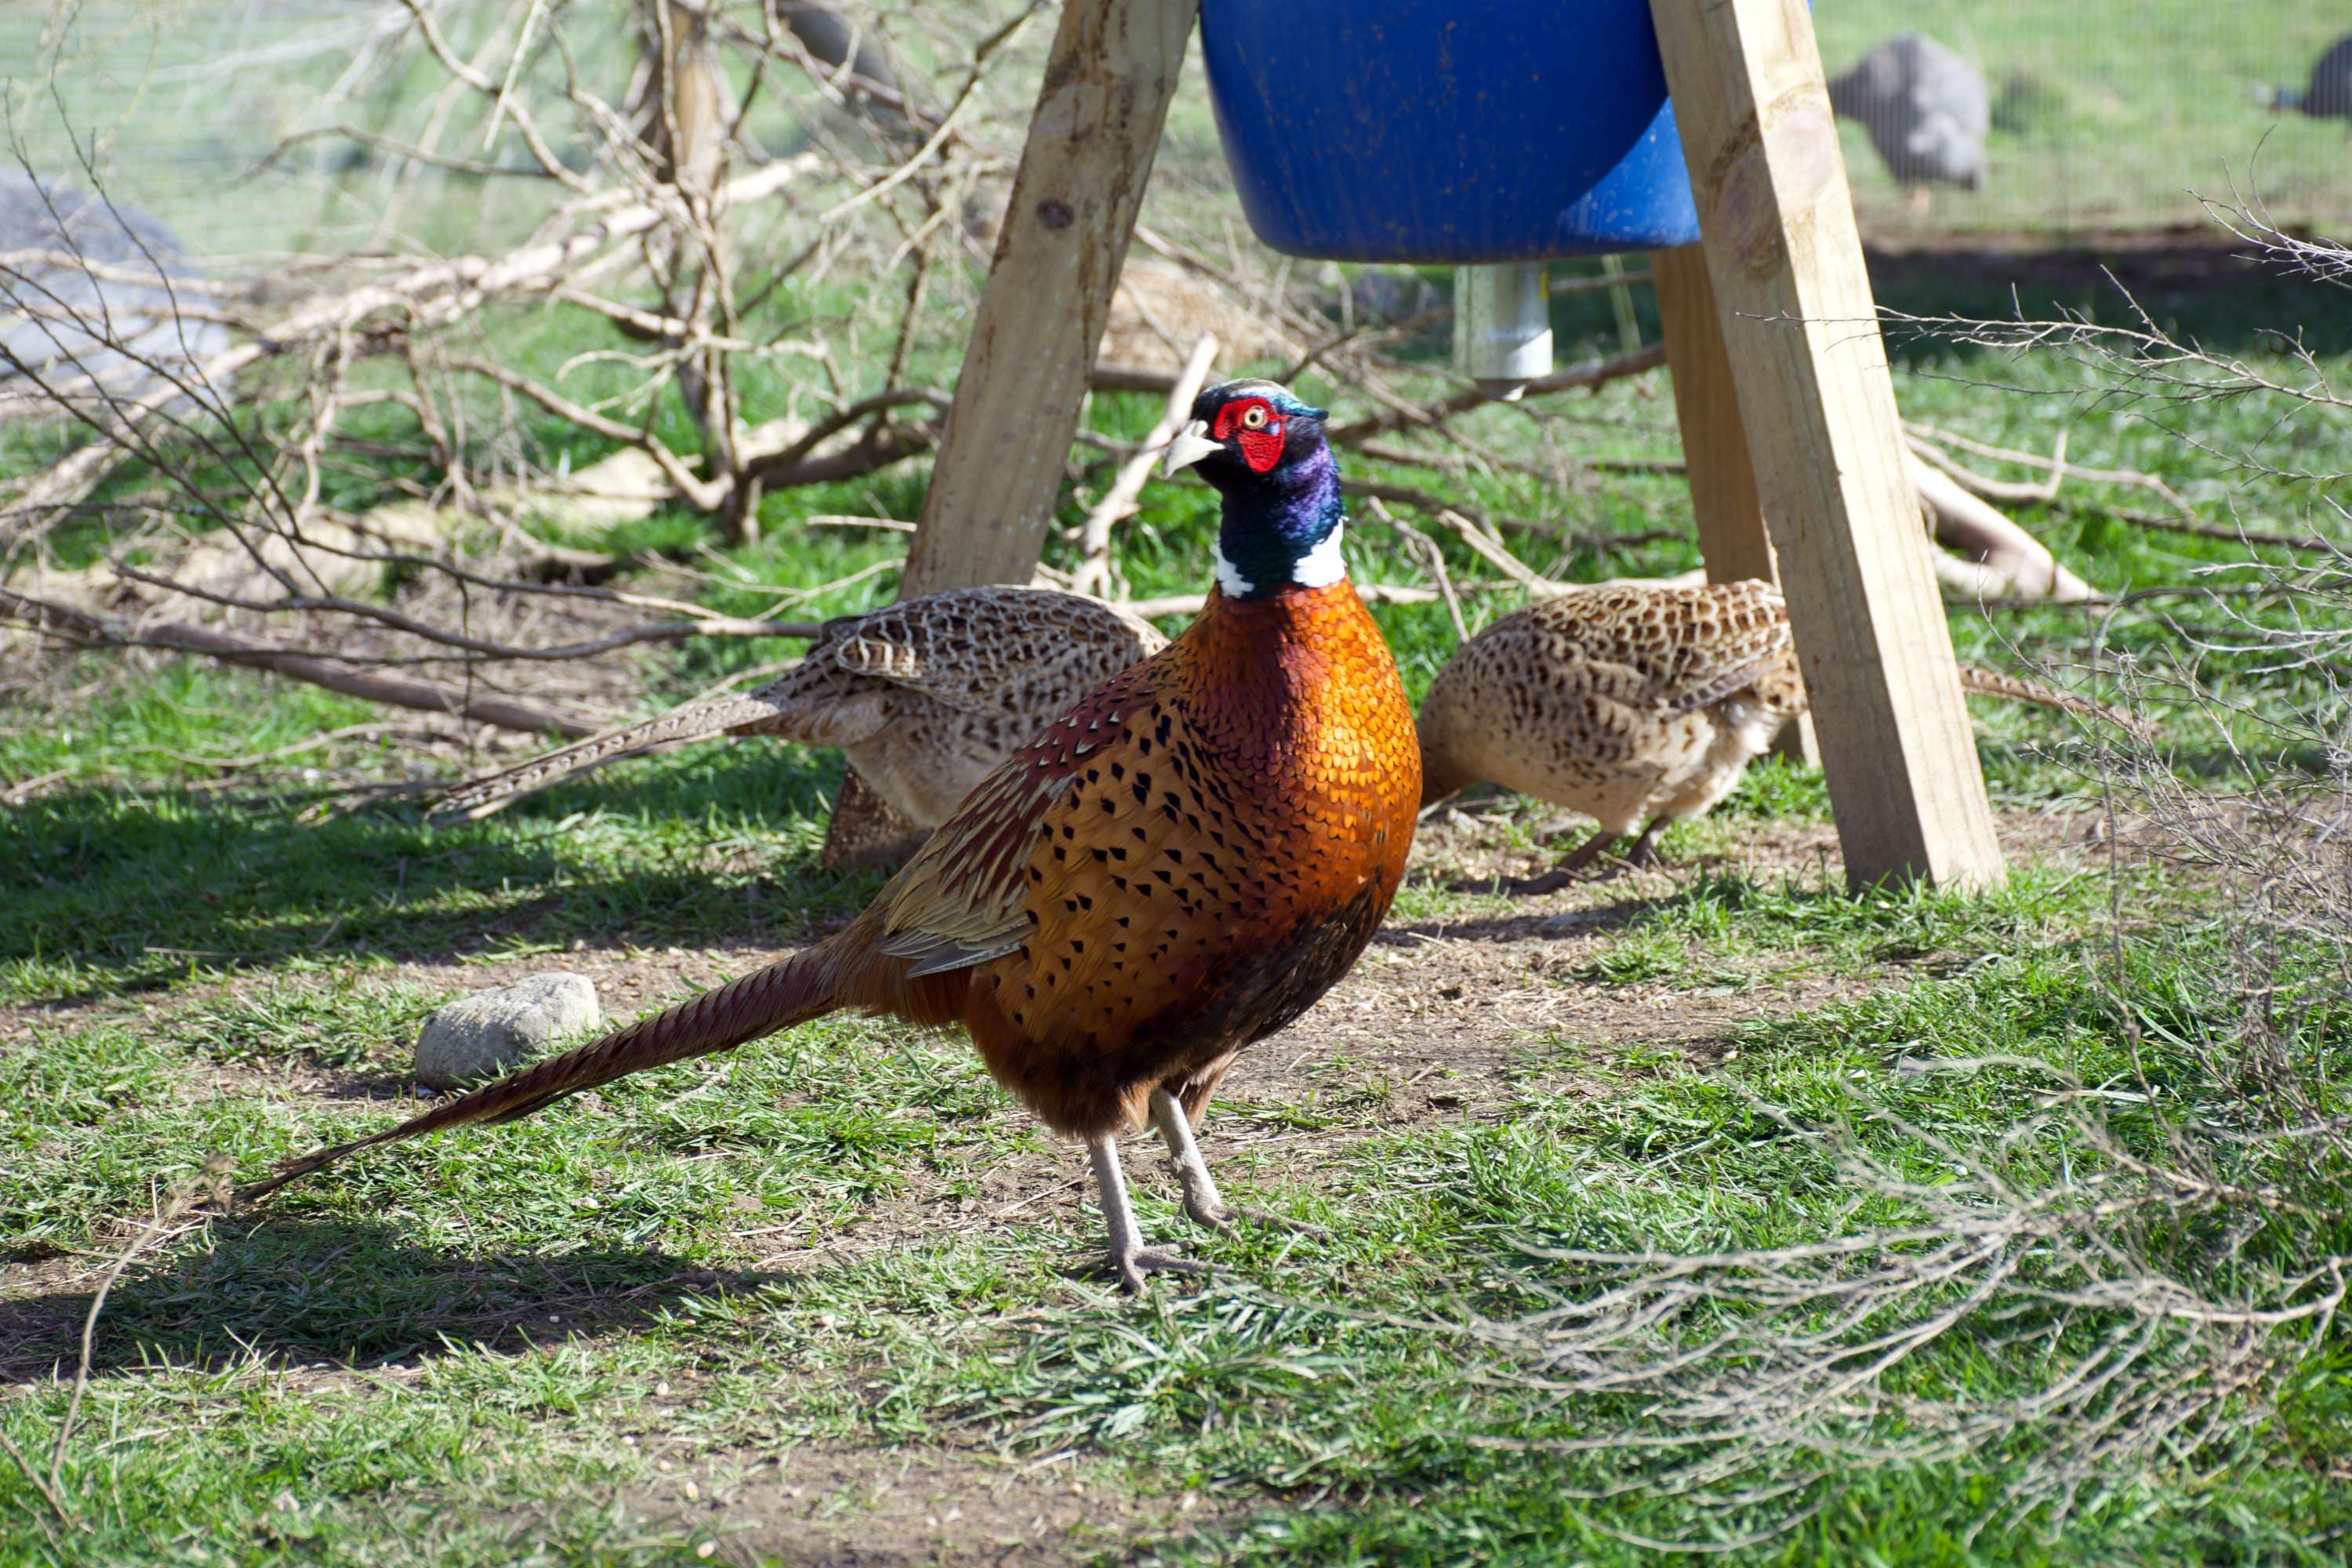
[1955,666,2154,739]
[431,691,803,821]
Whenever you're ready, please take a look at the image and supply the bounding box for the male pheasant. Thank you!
[430,587,1166,827]
[245,380,1421,1291]
[1419,579,2143,893]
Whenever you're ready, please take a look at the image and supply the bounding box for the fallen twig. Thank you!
[1325,343,1668,448]
[1366,499,1467,641]
[1072,333,1217,600]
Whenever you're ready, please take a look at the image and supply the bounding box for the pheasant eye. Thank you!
[1240,405,1269,430]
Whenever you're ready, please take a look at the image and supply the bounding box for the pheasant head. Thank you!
[1162,379,1344,601]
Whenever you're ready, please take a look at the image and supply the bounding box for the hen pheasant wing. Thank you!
[1526,582,1795,713]
[829,588,1167,716]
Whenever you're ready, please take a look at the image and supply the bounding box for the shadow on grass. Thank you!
[1382,892,1668,948]
[2,744,886,1006]
[0,1215,777,1378]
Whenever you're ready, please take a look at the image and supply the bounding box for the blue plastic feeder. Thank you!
[1196,0,1700,264]
[1200,0,1704,392]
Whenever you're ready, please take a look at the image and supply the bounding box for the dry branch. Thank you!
[1072,332,1217,600]
[2,586,601,738]
[1909,457,2094,602]
[1324,342,1669,447]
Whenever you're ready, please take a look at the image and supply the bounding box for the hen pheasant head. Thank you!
[1162,379,1345,601]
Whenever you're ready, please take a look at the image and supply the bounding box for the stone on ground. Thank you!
[414,972,601,1089]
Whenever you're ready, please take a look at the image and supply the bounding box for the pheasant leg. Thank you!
[1149,1089,1334,1239]
[1621,818,1666,869]
[1089,1133,1207,1294]
[1509,826,1621,895]
[1149,1087,1230,1227]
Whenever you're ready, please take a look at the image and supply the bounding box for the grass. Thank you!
[6,269,2350,1555]
[9,24,2352,1563]
[6,906,2344,1565]
[1813,0,2352,236]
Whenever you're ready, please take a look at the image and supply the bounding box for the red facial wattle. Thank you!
[1210,397,1285,474]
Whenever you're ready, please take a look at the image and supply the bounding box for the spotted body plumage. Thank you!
[924,580,1418,1138]
[432,587,1167,826]
[248,380,1420,1293]
[1421,579,2143,887]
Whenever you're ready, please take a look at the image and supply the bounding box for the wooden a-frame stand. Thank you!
[832,0,2007,892]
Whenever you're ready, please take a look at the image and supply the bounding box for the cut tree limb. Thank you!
[1651,0,2005,890]
[1,587,597,738]
[1908,456,2094,602]
[898,0,1200,596]
[829,0,1198,870]
[1651,240,1817,764]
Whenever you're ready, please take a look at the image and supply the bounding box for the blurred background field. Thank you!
[5,0,2350,261]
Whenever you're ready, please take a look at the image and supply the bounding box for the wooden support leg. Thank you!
[898,0,1198,593]
[820,0,1198,866]
[1649,0,2003,891]
[1650,241,1817,766]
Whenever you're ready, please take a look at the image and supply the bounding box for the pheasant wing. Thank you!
[869,661,1160,978]
[829,587,1165,716]
[1526,582,1793,713]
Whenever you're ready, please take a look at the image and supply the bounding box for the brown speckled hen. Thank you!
[432,587,1167,828]
[1420,579,2142,893]
[245,381,1421,1293]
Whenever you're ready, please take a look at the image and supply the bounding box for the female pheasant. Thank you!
[245,381,1421,1291]
[1420,579,2144,893]
[430,588,1167,827]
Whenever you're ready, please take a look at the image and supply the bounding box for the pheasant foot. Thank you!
[1506,826,1621,895]
[1619,819,1665,869]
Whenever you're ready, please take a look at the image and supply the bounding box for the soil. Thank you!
[615,1441,1213,1567]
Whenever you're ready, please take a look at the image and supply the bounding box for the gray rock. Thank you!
[0,174,233,423]
[1828,33,1990,191]
[414,973,601,1090]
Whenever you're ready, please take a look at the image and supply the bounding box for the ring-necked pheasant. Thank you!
[430,587,1167,827]
[1419,579,2145,894]
[243,380,1421,1291]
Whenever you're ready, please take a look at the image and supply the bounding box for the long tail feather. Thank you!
[1957,666,2155,739]
[430,692,795,821]
[238,941,848,1205]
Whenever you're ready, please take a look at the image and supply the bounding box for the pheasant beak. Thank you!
[1160,420,1220,477]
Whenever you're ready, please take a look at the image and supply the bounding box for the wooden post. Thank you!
[898,0,1200,594]
[1650,0,2003,889]
[822,0,1197,866]
[1650,241,1816,764]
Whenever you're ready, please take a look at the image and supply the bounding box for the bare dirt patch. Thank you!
[616,1441,1214,1567]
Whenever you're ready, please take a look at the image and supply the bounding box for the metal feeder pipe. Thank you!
[1453,262,1552,401]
